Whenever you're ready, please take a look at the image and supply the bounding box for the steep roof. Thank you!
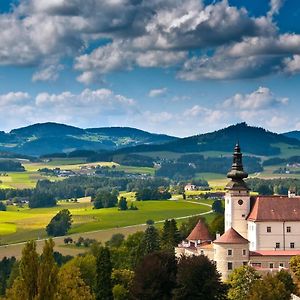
[214,227,249,244]
[247,196,300,222]
[187,219,212,241]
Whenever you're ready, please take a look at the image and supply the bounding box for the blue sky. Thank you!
[0,0,299,136]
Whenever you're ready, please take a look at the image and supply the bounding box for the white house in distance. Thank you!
[176,143,300,280]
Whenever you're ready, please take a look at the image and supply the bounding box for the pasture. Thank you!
[0,198,212,245]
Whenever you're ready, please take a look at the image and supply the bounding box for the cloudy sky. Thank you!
[0,0,300,136]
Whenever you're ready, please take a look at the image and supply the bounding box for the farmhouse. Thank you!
[176,143,300,280]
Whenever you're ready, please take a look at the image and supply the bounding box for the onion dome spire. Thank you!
[227,143,248,180]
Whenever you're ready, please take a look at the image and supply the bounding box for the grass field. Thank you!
[0,198,212,245]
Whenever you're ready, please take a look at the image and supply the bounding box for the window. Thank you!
[269,263,274,269]
[279,263,285,267]
[252,263,261,267]
[243,249,247,256]
[243,262,248,266]
[267,226,271,233]
[287,226,291,233]
[242,214,245,217]
[228,262,233,270]
[291,242,295,249]
[228,249,233,256]
[276,243,280,249]
[200,250,204,255]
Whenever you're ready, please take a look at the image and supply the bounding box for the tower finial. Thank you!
[227,143,248,180]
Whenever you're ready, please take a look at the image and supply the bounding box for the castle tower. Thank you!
[224,143,250,239]
[213,227,249,280]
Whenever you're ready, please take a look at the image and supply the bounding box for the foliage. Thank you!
[173,255,224,300]
[93,190,118,209]
[64,254,96,291]
[247,273,291,300]
[37,239,58,300]
[209,214,225,237]
[107,233,125,248]
[227,266,260,300]
[0,257,16,296]
[136,188,171,201]
[112,269,134,300]
[46,209,72,236]
[161,219,181,251]
[212,199,224,213]
[0,202,6,211]
[275,270,297,295]
[290,255,300,281]
[95,246,113,300]
[29,191,56,208]
[55,264,94,300]
[131,251,177,300]
[118,196,128,211]
[143,225,160,255]
[0,160,25,172]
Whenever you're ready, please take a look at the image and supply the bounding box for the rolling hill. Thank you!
[283,131,300,141]
[0,122,178,156]
[111,123,300,157]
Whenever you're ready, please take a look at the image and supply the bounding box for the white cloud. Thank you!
[284,55,300,74]
[223,87,288,110]
[148,88,167,98]
[0,92,30,106]
[32,64,64,82]
[268,0,285,18]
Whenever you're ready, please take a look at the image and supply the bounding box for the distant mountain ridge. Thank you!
[0,122,299,157]
[0,122,178,156]
[283,131,300,141]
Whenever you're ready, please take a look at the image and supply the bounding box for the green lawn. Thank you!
[0,199,211,245]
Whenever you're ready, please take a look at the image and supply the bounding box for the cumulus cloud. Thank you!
[223,87,288,110]
[0,89,137,131]
[148,88,167,98]
[32,64,64,82]
[268,0,285,18]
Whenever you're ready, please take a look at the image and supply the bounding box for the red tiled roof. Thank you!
[187,219,212,241]
[247,196,300,221]
[250,250,300,256]
[214,227,249,244]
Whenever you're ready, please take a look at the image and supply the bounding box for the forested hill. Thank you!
[112,123,300,156]
[0,122,178,156]
[283,131,300,141]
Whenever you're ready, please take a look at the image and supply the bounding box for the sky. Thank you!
[0,0,300,137]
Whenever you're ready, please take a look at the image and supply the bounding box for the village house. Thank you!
[176,144,300,280]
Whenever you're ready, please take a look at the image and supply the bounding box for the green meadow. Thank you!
[0,198,211,245]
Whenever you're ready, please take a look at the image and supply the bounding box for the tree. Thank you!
[94,190,118,209]
[64,254,96,292]
[118,197,128,211]
[161,219,181,251]
[46,209,72,236]
[131,251,177,300]
[212,200,224,213]
[209,214,225,237]
[143,225,160,255]
[173,255,224,300]
[0,257,16,296]
[107,233,125,248]
[37,239,58,300]
[275,269,297,295]
[7,241,39,300]
[95,246,113,300]
[227,266,260,300]
[29,192,56,208]
[55,264,94,300]
[290,255,300,281]
[248,273,291,300]
[0,202,6,211]
[112,269,134,300]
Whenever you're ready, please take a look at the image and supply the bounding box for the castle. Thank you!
[176,144,300,280]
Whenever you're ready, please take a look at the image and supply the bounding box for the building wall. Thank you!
[249,221,300,251]
[225,190,250,239]
[213,243,249,281]
[249,255,292,269]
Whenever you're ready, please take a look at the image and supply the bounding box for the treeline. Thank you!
[0,160,25,172]
[246,178,300,195]
[263,155,300,166]
[0,177,171,208]
[156,154,262,179]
